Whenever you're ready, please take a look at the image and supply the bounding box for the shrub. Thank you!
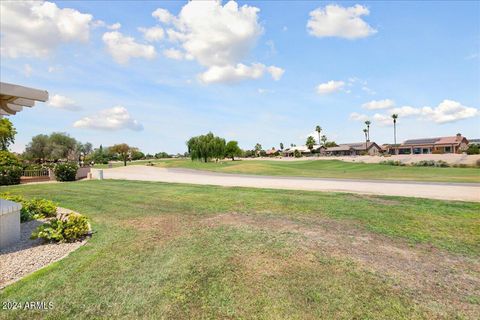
[54,163,78,181]
[413,160,450,167]
[467,145,479,155]
[0,151,21,166]
[0,193,58,222]
[31,213,90,242]
[23,198,57,218]
[294,150,302,158]
[435,160,449,168]
[379,160,405,166]
[0,166,22,185]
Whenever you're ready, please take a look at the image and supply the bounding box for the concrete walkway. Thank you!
[97,166,480,202]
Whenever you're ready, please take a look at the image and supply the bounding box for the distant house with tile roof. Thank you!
[386,133,469,154]
[325,142,382,156]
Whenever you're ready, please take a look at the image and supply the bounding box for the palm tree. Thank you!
[280,142,284,151]
[392,114,398,153]
[364,120,371,141]
[321,135,327,146]
[363,128,368,151]
[306,136,316,151]
[315,125,322,145]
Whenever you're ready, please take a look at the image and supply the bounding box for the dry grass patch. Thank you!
[203,212,480,318]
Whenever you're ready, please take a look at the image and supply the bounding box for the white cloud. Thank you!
[316,80,345,94]
[73,106,143,131]
[102,31,156,64]
[151,1,283,84]
[355,100,478,126]
[48,94,80,111]
[421,100,479,123]
[152,8,175,24]
[199,63,283,84]
[258,88,274,94]
[138,26,165,42]
[373,113,393,126]
[107,22,121,30]
[163,48,184,60]
[0,1,93,58]
[48,65,61,73]
[389,106,421,117]
[267,66,285,81]
[23,64,33,77]
[362,99,395,110]
[361,86,376,95]
[349,112,369,121]
[307,4,376,39]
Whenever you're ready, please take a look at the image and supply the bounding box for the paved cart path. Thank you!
[96,165,480,202]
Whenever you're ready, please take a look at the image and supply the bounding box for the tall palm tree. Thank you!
[364,120,371,141]
[363,128,368,151]
[280,142,284,150]
[315,125,322,146]
[392,114,399,154]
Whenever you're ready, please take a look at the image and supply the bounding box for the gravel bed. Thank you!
[0,208,88,289]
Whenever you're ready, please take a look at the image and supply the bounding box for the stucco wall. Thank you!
[0,199,21,249]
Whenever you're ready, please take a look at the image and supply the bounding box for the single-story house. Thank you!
[325,142,382,156]
[284,145,318,156]
[388,134,469,154]
[265,148,280,156]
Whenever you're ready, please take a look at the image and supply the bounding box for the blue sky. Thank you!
[1,1,479,154]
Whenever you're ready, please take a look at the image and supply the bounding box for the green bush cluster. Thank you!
[0,193,57,222]
[467,144,479,155]
[379,160,405,166]
[31,213,90,243]
[413,160,449,167]
[54,163,78,181]
[0,166,22,185]
[0,151,22,185]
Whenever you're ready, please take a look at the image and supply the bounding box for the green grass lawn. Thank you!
[1,180,479,319]
[150,159,480,183]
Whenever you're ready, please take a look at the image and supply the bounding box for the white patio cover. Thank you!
[0,82,48,116]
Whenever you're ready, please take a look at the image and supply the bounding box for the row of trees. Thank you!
[22,132,173,166]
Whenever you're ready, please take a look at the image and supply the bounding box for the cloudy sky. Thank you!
[1,0,479,154]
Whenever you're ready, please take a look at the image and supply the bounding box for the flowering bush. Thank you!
[31,213,90,242]
[54,163,78,181]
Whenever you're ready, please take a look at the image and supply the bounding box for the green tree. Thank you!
[254,143,262,157]
[0,118,17,151]
[306,135,316,151]
[321,135,327,146]
[109,143,132,166]
[130,149,145,160]
[280,142,284,151]
[225,140,242,160]
[324,141,338,148]
[315,125,322,145]
[24,134,49,162]
[47,132,77,161]
[187,132,226,163]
